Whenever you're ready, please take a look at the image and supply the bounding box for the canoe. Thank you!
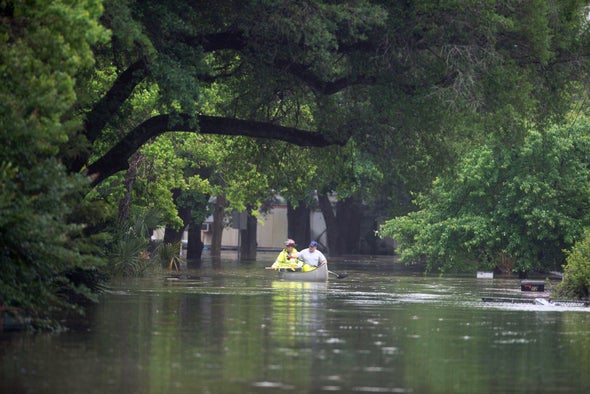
[274,263,329,282]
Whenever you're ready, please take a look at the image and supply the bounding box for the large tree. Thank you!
[73,0,590,184]
[68,0,590,258]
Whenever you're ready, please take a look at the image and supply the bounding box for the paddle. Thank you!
[314,261,347,279]
[328,270,347,279]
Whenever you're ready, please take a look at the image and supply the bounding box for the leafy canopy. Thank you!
[380,120,590,274]
[0,0,109,322]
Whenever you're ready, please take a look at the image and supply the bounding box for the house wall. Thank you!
[310,209,328,248]
[153,203,395,255]
[258,204,289,249]
[200,204,290,250]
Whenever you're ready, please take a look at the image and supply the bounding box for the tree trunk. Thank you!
[335,198,361,254]
[287,202,310,246]
[317,193,362,256]
[117,151,143,225]
[239,211,257,261]
[317,193,338,255]
[163,189,192,245]
[210,194,226,261]
[163,224,185,245]
[186,223,204,268]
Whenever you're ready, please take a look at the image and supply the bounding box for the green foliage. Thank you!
[0,159,105,319]
[156,242,185,271]
[0,0,109,324]
[85,0,590,250]
[3,0,590,328]
[108,236,150,276]
[137,134,194,228]
[107,208,163,276]
[380,121,590,274]
[134,132,217,229]
[554,232,590,299]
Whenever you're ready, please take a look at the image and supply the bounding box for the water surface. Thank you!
[1,256,589,393]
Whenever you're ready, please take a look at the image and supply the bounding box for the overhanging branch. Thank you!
[84,59,150,144]
[86,114,344,185]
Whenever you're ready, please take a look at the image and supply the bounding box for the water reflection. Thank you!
[254,281,327,391]
[1,264,590,393]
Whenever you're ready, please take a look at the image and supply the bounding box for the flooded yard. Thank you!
[1,254,589,393]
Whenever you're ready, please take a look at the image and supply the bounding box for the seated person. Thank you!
[297,241,327,272]
[271,239,301,270]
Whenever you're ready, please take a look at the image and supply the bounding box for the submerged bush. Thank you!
[553,233,590,299]
[157,242,184,271]
[106,208,164,277]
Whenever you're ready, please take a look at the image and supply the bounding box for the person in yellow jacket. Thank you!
[271,239,302,271]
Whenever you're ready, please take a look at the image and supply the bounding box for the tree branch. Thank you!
[84,59,150,144]
[68,59,150,173]
[86,114,344,185]
[274,59,375,94]
[180,30,379,94]
[177,31,246,52]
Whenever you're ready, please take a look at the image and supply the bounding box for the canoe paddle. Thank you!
[328,270,347,279]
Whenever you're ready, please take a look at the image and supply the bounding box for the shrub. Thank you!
[553,233,590,299]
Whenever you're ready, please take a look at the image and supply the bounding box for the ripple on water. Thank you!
[251,381,294,389]
[325,337,346,344]
[321,386,342,391]
[479,301,590,313]
[380,346,399,355]
[351,386,411,393]
[494,338,535,344]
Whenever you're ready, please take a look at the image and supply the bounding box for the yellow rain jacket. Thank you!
[271,248,301,270]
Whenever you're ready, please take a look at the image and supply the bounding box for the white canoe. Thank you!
[277,263,328,282]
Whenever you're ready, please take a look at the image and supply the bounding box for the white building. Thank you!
[200,202,328,251]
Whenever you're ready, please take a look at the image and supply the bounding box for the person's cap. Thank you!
[285,239,296,246]
[309,241,318,247]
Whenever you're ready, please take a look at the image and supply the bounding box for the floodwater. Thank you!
[1,253,590,393]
